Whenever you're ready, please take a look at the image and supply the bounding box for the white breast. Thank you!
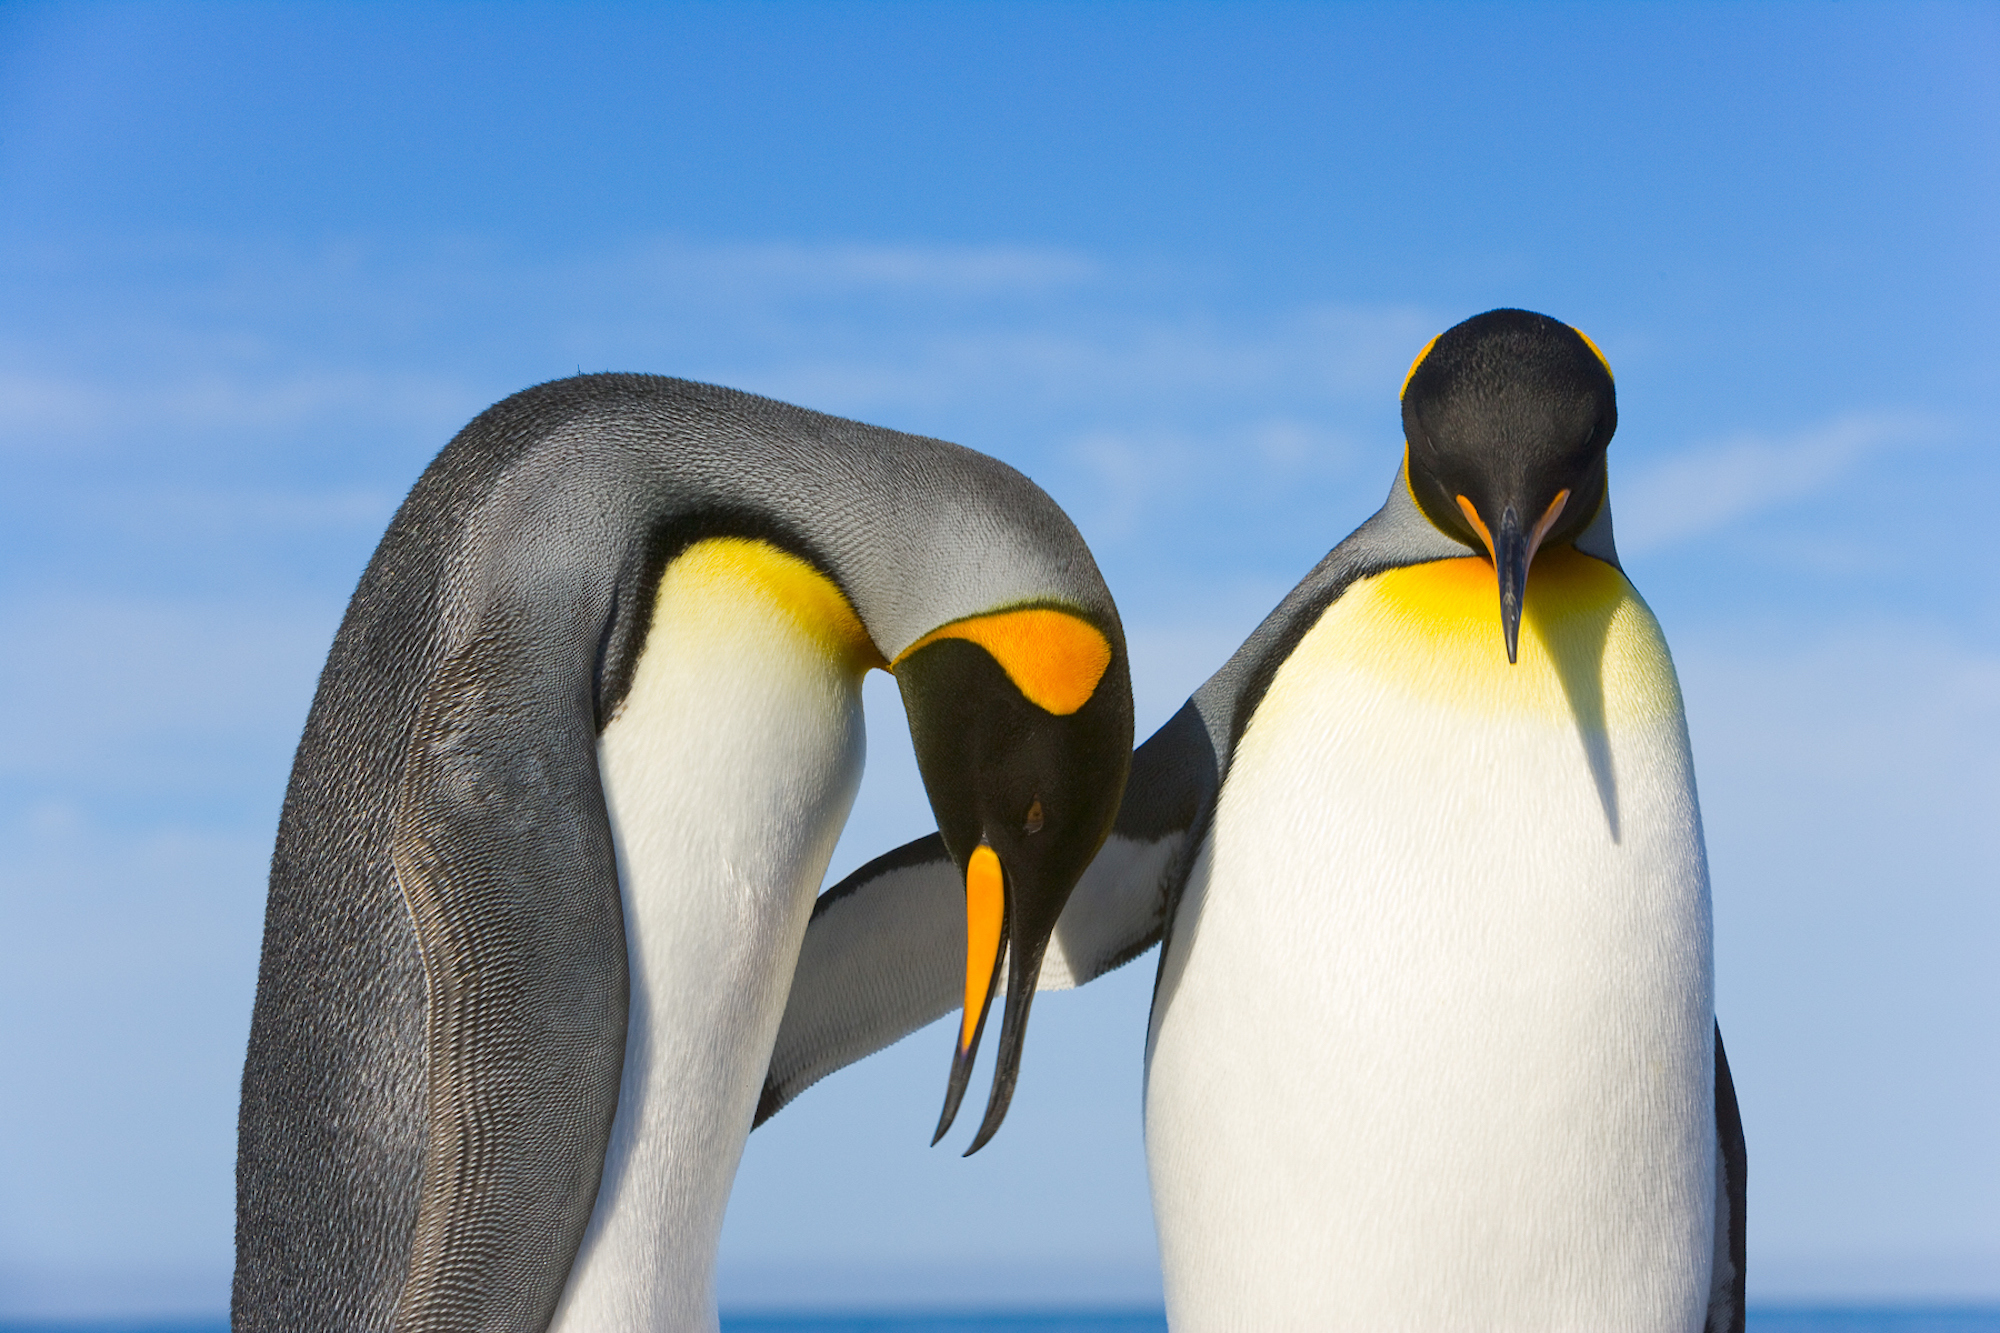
[1146,554,1715,1332]
[548,541,873,1333]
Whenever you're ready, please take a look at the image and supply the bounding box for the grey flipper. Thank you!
[1707,1022,1749,1333]
[759,466,1476,1120]
[752,834,961,1126]
[235,375,1123,1332]
[388,638,627,1331]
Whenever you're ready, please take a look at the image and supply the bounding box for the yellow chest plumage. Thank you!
[651,537,885,675]
[1278,547,1682,729]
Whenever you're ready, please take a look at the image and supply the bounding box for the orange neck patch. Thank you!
[895,608,1113,716]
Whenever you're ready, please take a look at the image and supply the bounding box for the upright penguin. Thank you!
[762,311,1747,1332]
[233,375,1133,1333]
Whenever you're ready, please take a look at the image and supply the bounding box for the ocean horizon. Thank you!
[4,1309,2000,1333]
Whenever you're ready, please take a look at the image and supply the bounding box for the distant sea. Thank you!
[5,1311,2000,1332]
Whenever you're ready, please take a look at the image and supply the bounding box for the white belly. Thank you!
[1146,553,1715,1332]
[549,541,873,1333]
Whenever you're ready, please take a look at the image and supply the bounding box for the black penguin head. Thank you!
[1401,309,1618,663]
[891,608,1134,1154]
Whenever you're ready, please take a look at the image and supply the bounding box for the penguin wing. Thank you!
[756,702,1218,1124]
[752,833,960,1125]
[388,637,629,1331]
[1706,1021,1749,1333]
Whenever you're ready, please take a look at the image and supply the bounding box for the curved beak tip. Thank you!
[961,983,1035,1155]
[931,1045,973,1145]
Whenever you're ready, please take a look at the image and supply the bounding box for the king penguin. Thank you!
[761,310,1748,1332]
[232,375,1134,1333]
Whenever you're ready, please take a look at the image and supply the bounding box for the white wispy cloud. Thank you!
[0,365,476,446]
[720,303,1433,433]
[57,485,401,539]
[1067,415,1366,540]
[0,594,338,791]
[1615,412,1943,554]
[1,238,1434,448]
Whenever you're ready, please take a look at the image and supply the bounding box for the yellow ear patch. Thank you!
[895,608,1112,716]
[1401,333,1442,399]
[668,538,886,671]
[1571,325,1614,380]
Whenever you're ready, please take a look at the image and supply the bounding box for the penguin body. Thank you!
[762,312,1746,1332]
[234,378,1133,1332]
[1148,538,1716,1329]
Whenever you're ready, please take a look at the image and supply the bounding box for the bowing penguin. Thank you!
[233,375,1133,1332]
[762,311,1747,1332]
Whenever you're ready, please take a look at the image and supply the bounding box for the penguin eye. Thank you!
[1023,799,1045,835]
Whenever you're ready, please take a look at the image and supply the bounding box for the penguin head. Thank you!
[891,608,1134,1154]
[1401,308,1618,663]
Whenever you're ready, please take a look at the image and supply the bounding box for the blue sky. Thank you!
[1,1,1996,1318]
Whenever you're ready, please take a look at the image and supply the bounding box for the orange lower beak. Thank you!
[932,844,1006,1145]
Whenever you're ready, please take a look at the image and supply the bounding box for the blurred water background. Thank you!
[5,1310,2000,1333]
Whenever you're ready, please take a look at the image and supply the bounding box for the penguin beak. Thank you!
[933,843,1006,1148]
[1457,489,1569,665]
[932,842,1059,1155]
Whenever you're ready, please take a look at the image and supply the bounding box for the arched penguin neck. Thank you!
[425,375,1118,702]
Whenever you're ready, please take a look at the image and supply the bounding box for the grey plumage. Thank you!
[235,375,1124,1333]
